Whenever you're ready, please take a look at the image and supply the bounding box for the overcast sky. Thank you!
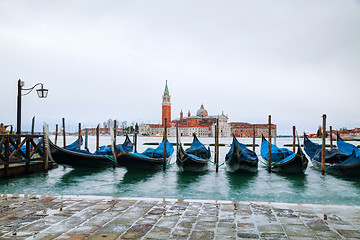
[1,0,360,134]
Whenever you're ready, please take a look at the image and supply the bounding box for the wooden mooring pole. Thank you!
[214,121,217,172]
[43,125,49,171]
[134,123,138,153]
[330,126,333,149]
[78,123,81,150]
[85,128,88,150]
[252,124,256,152]
[163,118,167,171]
[268,115,272,173]
[114,120,117,143]
[96,124,100,151]
[176,122,179,154]
[31,116,35,152]
[31,116,35,135]
[113,120,117,168]
[215,118,219,173]
[321,114,326,175]
[55,124,58,145]
[293,126,296,153]
[62,118,66,148]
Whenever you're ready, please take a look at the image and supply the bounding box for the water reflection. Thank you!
[277,173,308,192]
[58,166,108,185]
[176,171,208,189]
[121,168,158,184]
[226,171,258,190]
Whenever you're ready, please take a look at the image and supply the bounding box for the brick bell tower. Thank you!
[162,80,171,126]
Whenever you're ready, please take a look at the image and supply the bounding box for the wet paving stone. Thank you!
[283,224,315,237]
[189,230,214,239]
[194,220,217,230]
[156,216,180,228]
[121,224,153,239]
[260,231,288,239]
[171,228,191,237]
[337,229,360,238]
[144,226,171,239]
[257,224,284,233]
[0,194,359,239]
[237,231,260,239]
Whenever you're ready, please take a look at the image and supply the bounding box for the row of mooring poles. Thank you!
[55,118,100,152]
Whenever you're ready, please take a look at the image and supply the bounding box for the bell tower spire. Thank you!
[162,80,171,126]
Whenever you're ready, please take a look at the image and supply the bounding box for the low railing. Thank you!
[0,134,49,176]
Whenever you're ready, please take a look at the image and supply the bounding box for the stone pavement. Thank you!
[0,194,359,239]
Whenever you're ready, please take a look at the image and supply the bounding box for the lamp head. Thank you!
[36,86,48,98]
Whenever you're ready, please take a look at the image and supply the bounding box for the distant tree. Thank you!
[103,119,113,129]
[316,126,321,138]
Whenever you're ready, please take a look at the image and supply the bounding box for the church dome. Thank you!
[196,104,208,117]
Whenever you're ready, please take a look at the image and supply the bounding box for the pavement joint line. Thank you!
[165,200,187,239]
[91,199,141,238]
[140,200,173,239]
[59,198,128,239]
[248,201,261,238]
[18,198,114,238]
[0,196,81,237]
[1,198,97,238]
[117,200,156,239]
[269,203,289,239]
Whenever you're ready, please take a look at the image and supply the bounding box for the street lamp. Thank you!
[16,79,48,135]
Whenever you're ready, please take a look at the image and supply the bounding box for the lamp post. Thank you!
[16,79,48,135]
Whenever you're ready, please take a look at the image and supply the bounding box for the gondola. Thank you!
[225,135,258,173]
[304,134,360,177]
[115,138,174,170]
[176,133,210,172]
[94,135,133,155]
[48,137,115,168]
[261,135,308,174]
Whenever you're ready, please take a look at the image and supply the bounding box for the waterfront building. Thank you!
[139,123,150,136]
[81,127,123,135]
[230,122,277,138]
[143,81,276,137]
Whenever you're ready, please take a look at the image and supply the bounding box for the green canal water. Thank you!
[1,136,360,206]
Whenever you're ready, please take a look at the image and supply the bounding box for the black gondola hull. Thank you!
[176,155,209,172]
[311,159,360,177]
[117,152,171,170]
[176,143,209,172]
[226,153,258,173]
[261,136,308,174]
[226,136,258,173]
[271,152,308,174]
[49,140,114,168]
